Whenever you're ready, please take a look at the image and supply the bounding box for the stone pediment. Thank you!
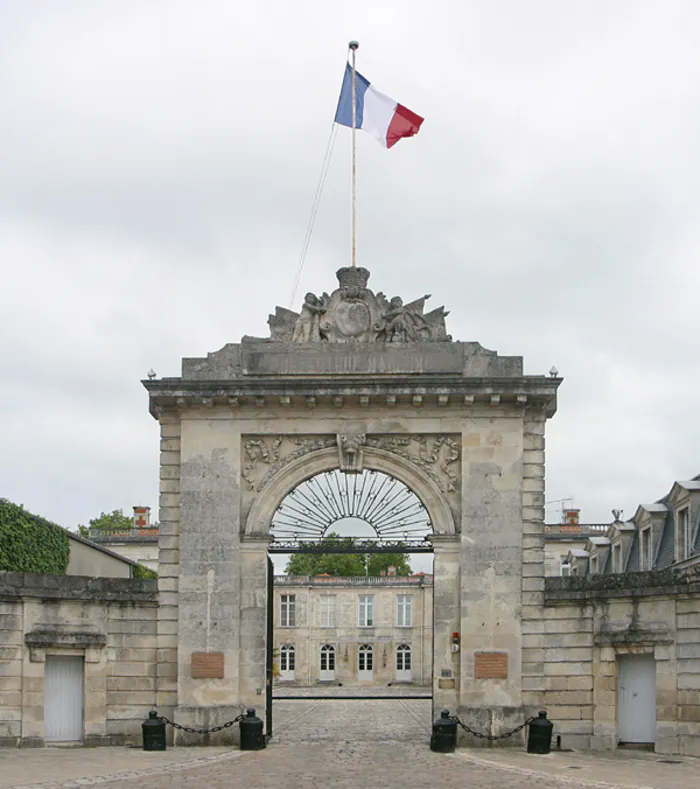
[259,267,451,344]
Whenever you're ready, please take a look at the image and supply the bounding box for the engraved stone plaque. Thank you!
[191,651,224,678]
[438,678,456,689]
[474,651,508,679]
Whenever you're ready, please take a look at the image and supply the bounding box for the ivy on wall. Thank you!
[0,499,70,575]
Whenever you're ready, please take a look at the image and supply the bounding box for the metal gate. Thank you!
[44,655,84,742]
[266,556,273,738]
[618,653,656,744]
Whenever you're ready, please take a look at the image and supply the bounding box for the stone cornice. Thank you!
[545,562,700,603]
[144,376,561,419]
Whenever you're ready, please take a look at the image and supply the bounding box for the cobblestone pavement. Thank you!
[3,701,700,789]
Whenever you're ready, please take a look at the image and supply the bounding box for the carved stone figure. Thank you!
[337,433,366,473]
[292,292,326,343]
[264,267,451,344]
[378,295,432,342]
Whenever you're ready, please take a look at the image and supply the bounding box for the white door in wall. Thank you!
[44,655,84,742]
[618,654,656,744]
[279,645,295,681]
[396,644,412,682]
[358,644,373,682]
[320,645,336,681]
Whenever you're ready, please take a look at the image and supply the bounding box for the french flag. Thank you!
[335,64,424,149]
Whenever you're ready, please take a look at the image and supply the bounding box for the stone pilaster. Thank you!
[156,413,181,725]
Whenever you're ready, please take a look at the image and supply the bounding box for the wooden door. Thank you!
[618,654,656,744]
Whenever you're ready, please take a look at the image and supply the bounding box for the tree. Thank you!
[77,509,132,538]
[366,552,412,577]
[284,533,412,577]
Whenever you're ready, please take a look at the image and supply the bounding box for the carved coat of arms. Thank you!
[267,267,450,344]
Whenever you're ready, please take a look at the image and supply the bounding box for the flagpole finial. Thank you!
[348,40,359,51]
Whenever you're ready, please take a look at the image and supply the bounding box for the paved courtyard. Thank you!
[2,700,700,789]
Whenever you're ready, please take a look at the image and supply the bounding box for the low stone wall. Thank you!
[538,565,700,756]
[0,572,158,747]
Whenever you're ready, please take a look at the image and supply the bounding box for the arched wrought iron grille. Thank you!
[269,469,431,545]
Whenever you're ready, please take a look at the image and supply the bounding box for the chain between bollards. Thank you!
[450,714,536,741]
[155,712,245,735]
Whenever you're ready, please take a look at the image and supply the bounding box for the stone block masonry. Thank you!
[541,565,700,755]
[0,572,157,747]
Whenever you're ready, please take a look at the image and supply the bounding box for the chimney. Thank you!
[133,506,151,530]
[562,508,580,527]
[387,565,397,577]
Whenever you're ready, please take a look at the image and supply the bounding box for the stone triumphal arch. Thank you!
[144,266,560,743]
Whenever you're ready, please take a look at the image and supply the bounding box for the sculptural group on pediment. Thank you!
[266,267,451,344]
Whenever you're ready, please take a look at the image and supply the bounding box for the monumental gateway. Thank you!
[143,265,560,743]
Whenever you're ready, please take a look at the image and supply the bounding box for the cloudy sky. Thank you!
[2,0,699,535]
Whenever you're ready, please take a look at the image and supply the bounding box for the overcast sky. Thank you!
[2,1,699,536]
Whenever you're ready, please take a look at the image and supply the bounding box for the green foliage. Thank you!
[78,509,132,534]
[0,499,70,575]
[284,533,412,577]
[366,552,412,577]
[132,564,158,579]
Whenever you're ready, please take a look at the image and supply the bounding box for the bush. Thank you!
[0,499,70,575]
[132,563,158,579]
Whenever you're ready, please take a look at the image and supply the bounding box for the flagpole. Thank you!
[349,40,359,268]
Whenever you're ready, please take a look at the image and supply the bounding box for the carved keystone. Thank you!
[337,433,366,474]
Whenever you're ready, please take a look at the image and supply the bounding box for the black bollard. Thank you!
[239,708,265,750]
[142,711,166,751]
[430,709,457,753]
[527,711,554,754]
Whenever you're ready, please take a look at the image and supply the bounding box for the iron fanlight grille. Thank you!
[269,469,431,548]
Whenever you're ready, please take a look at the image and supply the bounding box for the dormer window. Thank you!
[560,559,571,577]
[612,543,622,573]
[677,508,690,561]
[590,555,599,574]
[640,527,652,570]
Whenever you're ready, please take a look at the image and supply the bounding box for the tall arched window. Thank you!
[320,644,336,680]
[358,643,373,681]
[279,644,295,681]
[396,643,412,681]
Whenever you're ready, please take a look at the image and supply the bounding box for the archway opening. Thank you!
[267,468,434,716]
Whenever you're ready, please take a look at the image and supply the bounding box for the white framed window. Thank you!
[280,594,296,627]
[560,558,571,577]
[279,644,295,680]
[319,595,336,628]
[358,595,374,627]
[612,543,622,574]
[320,644,335,670]
[397,594,413,627]
[358,644,373,673]
[320,644,335,678]
[641,527,652,571]
[677,508,690,561]
[396,644,411,671]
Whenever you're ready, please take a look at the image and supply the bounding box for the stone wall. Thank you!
[0,572,157,747]
[539,565,700,756]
